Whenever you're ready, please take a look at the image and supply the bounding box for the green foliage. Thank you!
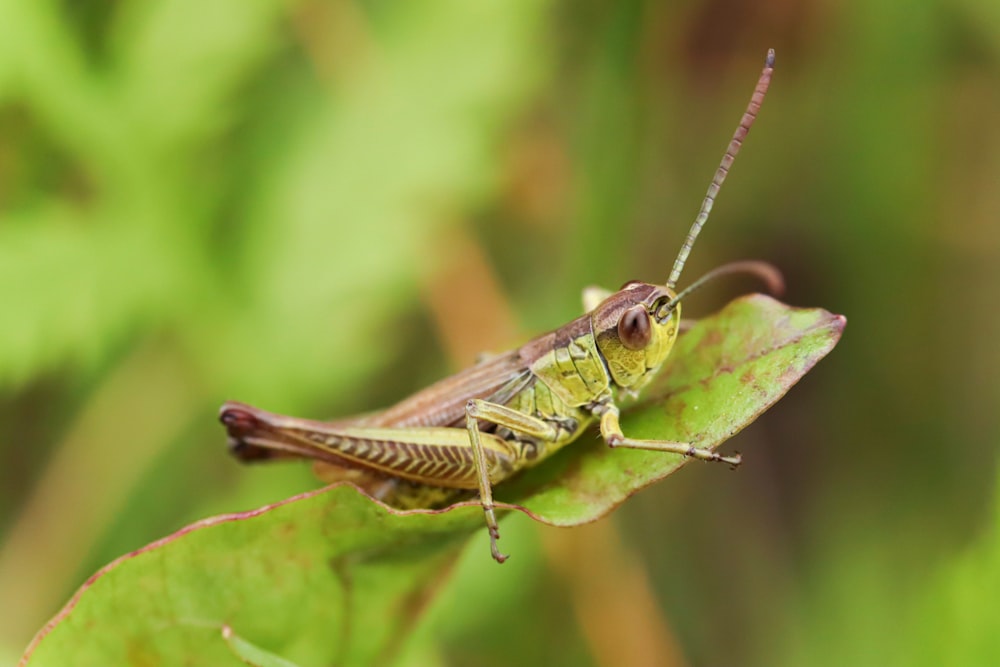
[3,0,999,665]
[907,480,1000,666]
[0,0,545,402]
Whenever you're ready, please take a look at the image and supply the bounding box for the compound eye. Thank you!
[618,305,652,351]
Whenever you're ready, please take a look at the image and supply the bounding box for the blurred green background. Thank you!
[1,0,998,665]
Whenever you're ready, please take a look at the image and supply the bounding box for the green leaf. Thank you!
[21,486,483,667]
[20,295,844,667]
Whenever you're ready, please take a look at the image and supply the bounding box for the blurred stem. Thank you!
[289,0,378,86]
[542,518,689,667]
[419,225,521,367]
[0,342,199,648]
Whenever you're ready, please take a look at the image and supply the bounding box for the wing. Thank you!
[364,349,533,429]
[221,349,533,465]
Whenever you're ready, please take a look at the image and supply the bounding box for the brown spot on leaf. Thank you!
[701,329,724,348]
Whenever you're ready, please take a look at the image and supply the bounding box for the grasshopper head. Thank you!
[592,281,681,391]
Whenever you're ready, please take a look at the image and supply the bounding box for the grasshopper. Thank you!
[221,49,777,563]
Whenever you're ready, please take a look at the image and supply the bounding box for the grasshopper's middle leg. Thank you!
[596,402,741,467]
[465,399,559,563]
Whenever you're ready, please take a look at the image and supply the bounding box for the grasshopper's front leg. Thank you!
[465,399,559,563]
[595,402,741,467]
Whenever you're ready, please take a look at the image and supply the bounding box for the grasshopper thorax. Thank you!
[592,281,680,391]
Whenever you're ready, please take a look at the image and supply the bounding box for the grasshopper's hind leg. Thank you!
[596,403,741,467]
[465,399,559,563]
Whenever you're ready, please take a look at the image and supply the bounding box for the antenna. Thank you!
[666,48,775,290]
[660,259,784,316]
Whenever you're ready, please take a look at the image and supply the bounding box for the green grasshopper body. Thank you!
[221,50,776,563]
